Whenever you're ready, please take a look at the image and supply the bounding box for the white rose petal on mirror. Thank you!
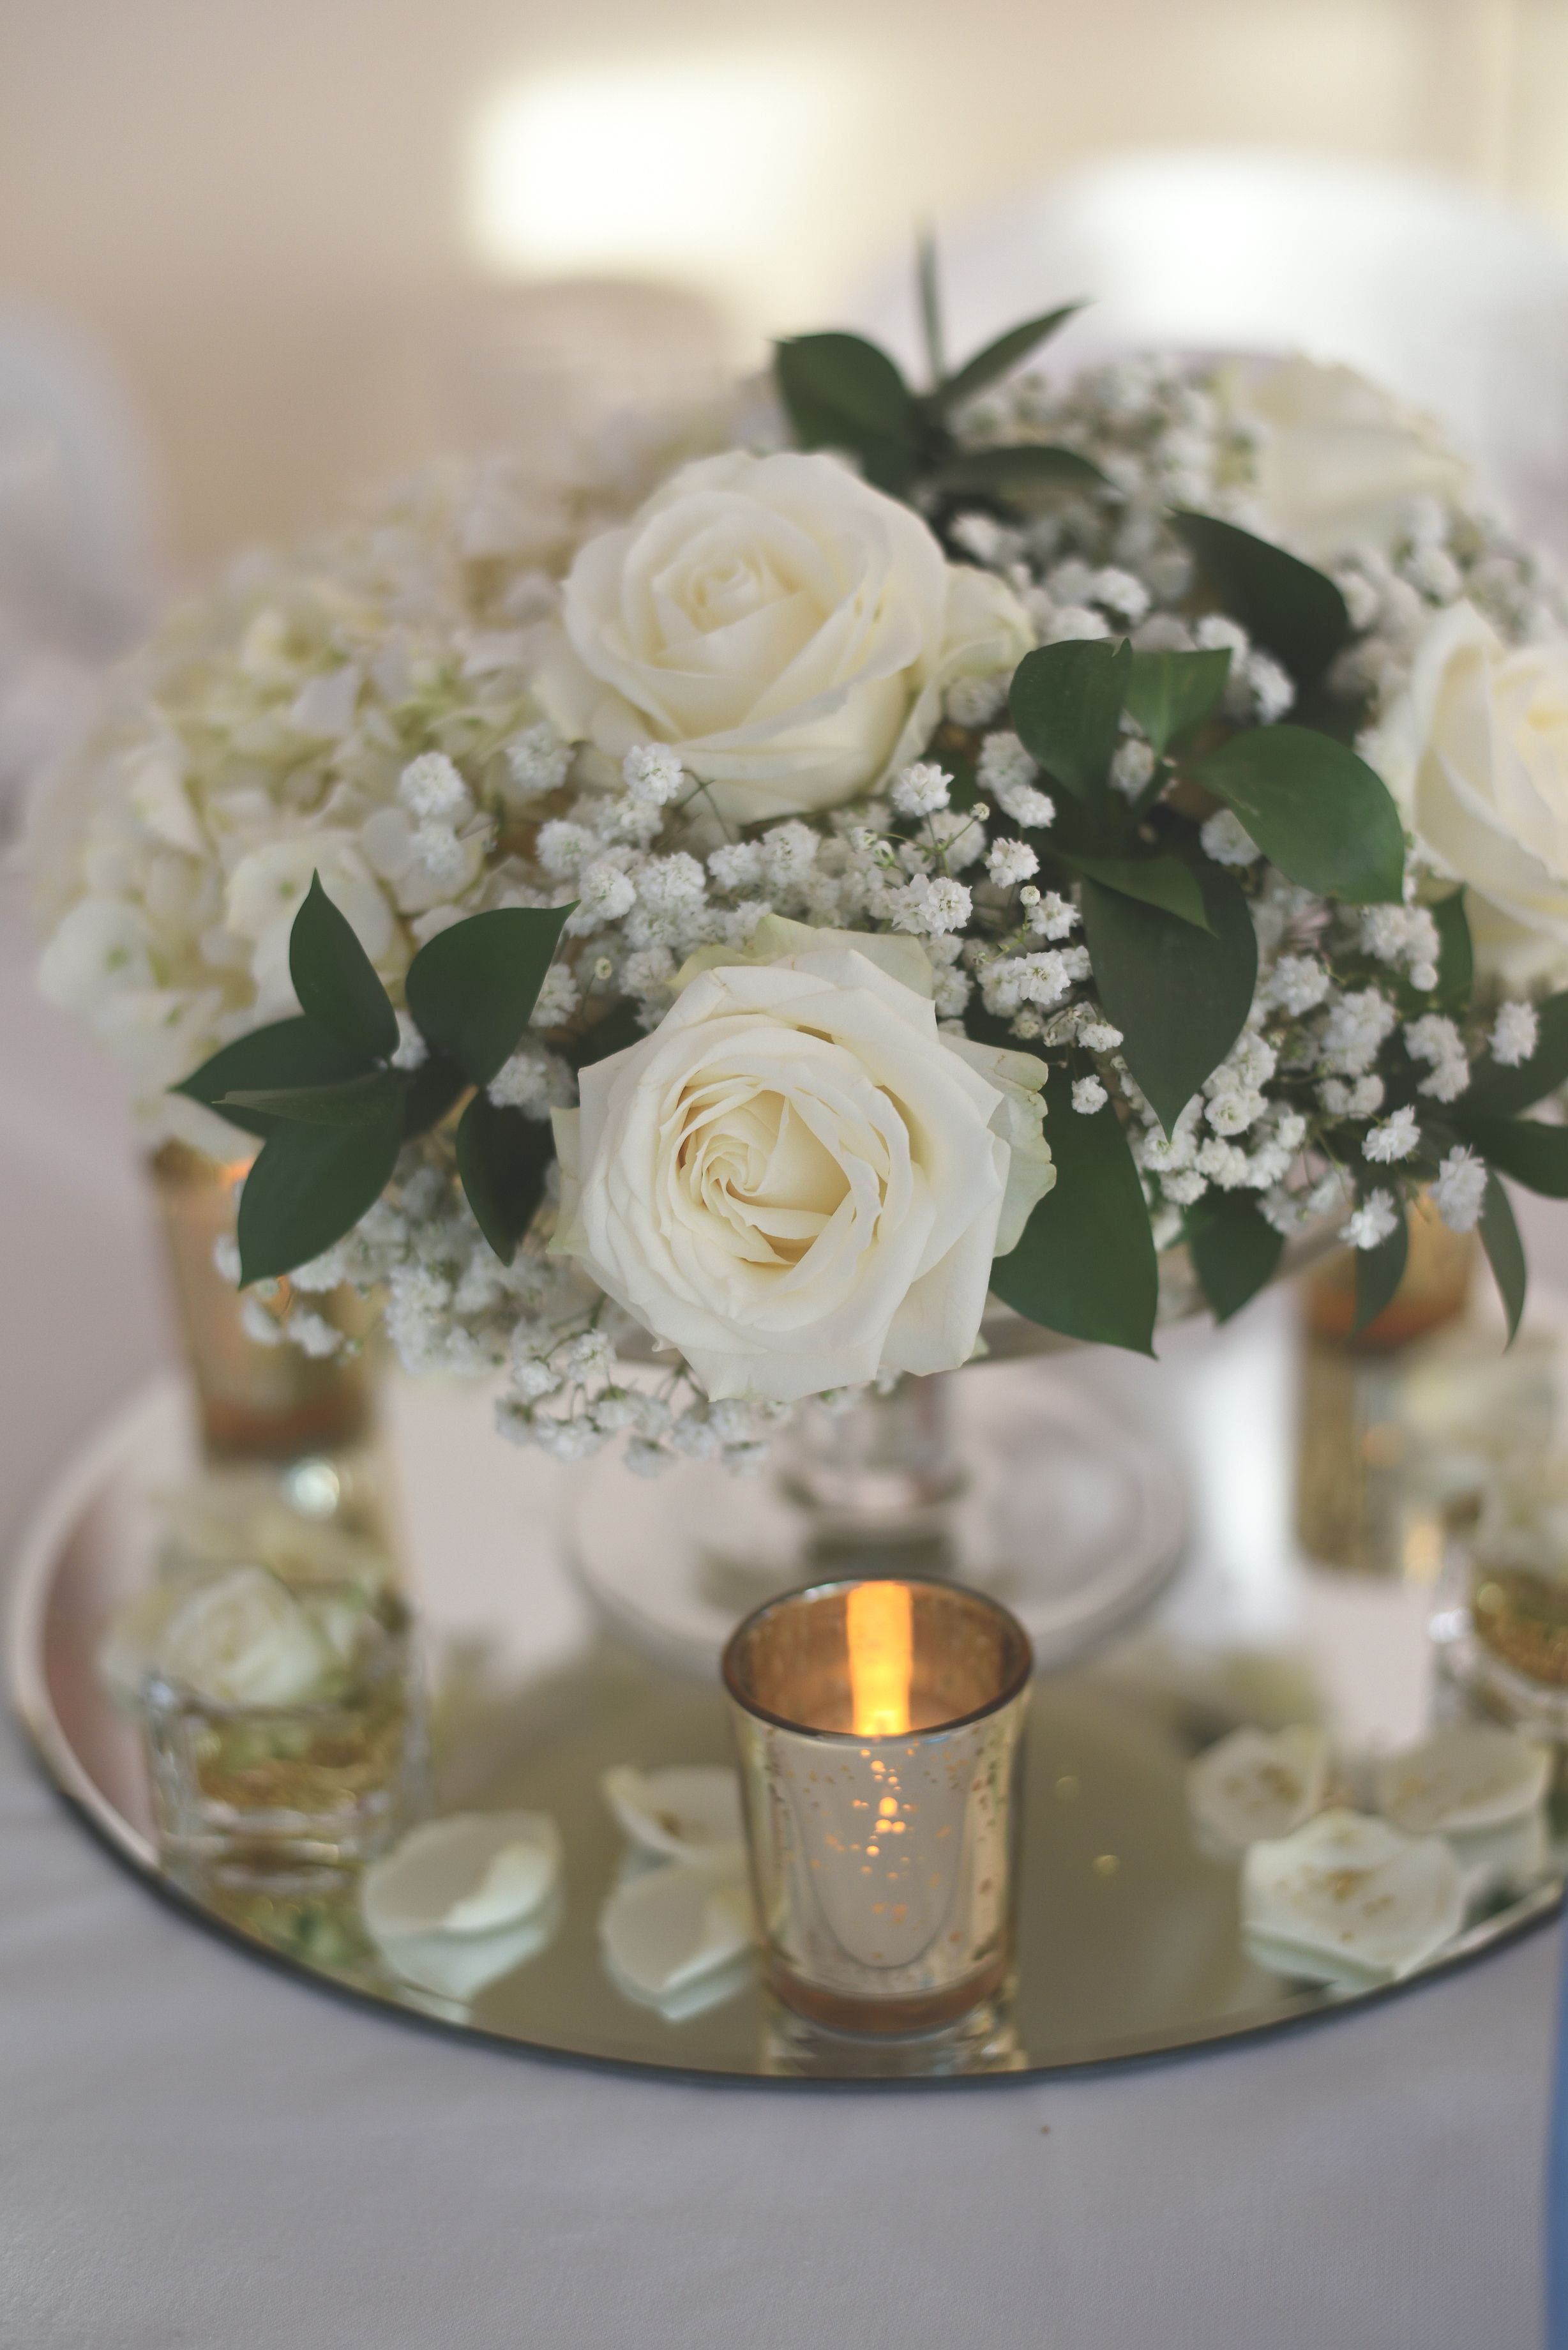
[152,1565,332,1708]
[599,1860,753,2013]
[1242,1810,1465,1982]
[362,1812,562,1941]
[370,1903,562,2008]
[1450,1810,1550,1911]
[1373,1727,1549,1838]
[601,1764,744,1866]
[1187,1725,1329,1852]
[536,450,1031,826]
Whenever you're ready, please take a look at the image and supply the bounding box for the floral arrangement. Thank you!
[33,294,1568,1469]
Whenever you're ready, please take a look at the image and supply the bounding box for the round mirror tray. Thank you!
[9,1289,1564,2085]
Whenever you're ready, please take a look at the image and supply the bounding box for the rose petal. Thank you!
[601,1764,745,1865]
[1373,1726,1549,1837]
[1187,1725,1329,1851]
[1242,1809,1463,1980]
[599,1860,753,2008]
[361,1812,562,1941]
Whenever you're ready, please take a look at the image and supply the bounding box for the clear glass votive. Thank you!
[1431,1455,1568,1738]
[723,1577,1032,2036]
[142,1588,425,1874]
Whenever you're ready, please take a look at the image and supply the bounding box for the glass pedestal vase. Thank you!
[150,1141,377,1464]
[571,1343,1190,1678]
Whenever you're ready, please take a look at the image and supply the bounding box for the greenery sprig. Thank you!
[175,877,572,1285]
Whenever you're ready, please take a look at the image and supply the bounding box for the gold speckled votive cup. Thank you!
[723,1578,1032,2036]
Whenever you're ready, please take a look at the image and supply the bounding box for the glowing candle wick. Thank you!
[847,1582,912,1738]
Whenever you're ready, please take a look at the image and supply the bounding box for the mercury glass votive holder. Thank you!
[723,1578,1032,2036]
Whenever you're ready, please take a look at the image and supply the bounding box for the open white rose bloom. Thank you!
[30,308,1568,1463]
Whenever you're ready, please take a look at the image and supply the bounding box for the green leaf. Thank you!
[288,873,399,1061]
[1463,991,1568,1118]
[405,904,575,1088]
[401,1053,467,1138]
[1009,637,1131,800]
[1080,863,1257,1135]
[1431,888,1473,1019]
[987,1063,1157,1354]
[1352,1211,1409,1336]
[1458,1114,1568,1197]
[1125,648,1232,757]
[774,333,918,493]
[933,444,1105,497]
[1186,1194,1284,1324]
[456,1094,555,1266]
[1069,854,1212,931]
[1480,1173,1527,1344]
[1170,512,1352,683]
[222,1071,404,1126]
[236,1103,402,1285]
[1195,725,1405,905]
[173,1018,370,1141]
[931,303,1082,416]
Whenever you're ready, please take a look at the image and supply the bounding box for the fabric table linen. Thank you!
[0,863,1557,2350]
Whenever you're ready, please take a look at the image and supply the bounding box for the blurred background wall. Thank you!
[2,0,1568,570]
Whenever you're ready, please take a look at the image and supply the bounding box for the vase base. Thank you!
[569,1356,1187,1676]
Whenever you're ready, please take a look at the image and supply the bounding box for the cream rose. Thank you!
[1219,358,1469,563]
[1364,600,1568,987]
[550,931,1053,1402]
[151,1566,333,1708]
[537,451,1031,826]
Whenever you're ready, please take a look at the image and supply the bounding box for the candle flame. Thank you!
[847,1582,912,1738]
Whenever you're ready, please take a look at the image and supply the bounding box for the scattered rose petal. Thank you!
[1242,1809,1463,1980]
[1187,1725,1329,1851]
[601,1764,744,1865]
[372,1904,560,2006]
[1373,1726,1549,1837]
[599,1860,753,2010]
[361,1812,562,1941]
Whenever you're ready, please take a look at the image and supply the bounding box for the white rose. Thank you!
[550,930,1053,1402]
[536,451,1032,826]
[1364,600,1568,987]
[153,1566,332,1708]
[1219,358,1468,563]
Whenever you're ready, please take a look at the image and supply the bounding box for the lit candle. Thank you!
[847,1581,912,1738]
[725,1578,1032,2036]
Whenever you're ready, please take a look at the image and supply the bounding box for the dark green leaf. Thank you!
[405,904,575,1088]
[1458,1113,1568,1197]
[456,1094,555,1265]
[1463,991,1568,1117]
[1480,1173,1527,1344]
[774,333,918,493]
[1186,1194,1284,1324]
[1170,512,1352,683]
[1009,637,1130,800]
[1352,1211,1408,1335]
[236,1103,402,1285]
[288,873,399,1061]
[1195,725,1405,904]
[1431,888,1473,1019]
[223,1071,404,1126]
[987,1063,1157,1354]
[1125,648,1232,757]
[933,444,1105,497]
[931,303,1082,416]
[173,1018,369,1141]
[1069,854,1212,931]
[402,1053,467,1137]
[1080,863,1257,1134]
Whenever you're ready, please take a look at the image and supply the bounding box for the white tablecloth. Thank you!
[0,863,1555,2350]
